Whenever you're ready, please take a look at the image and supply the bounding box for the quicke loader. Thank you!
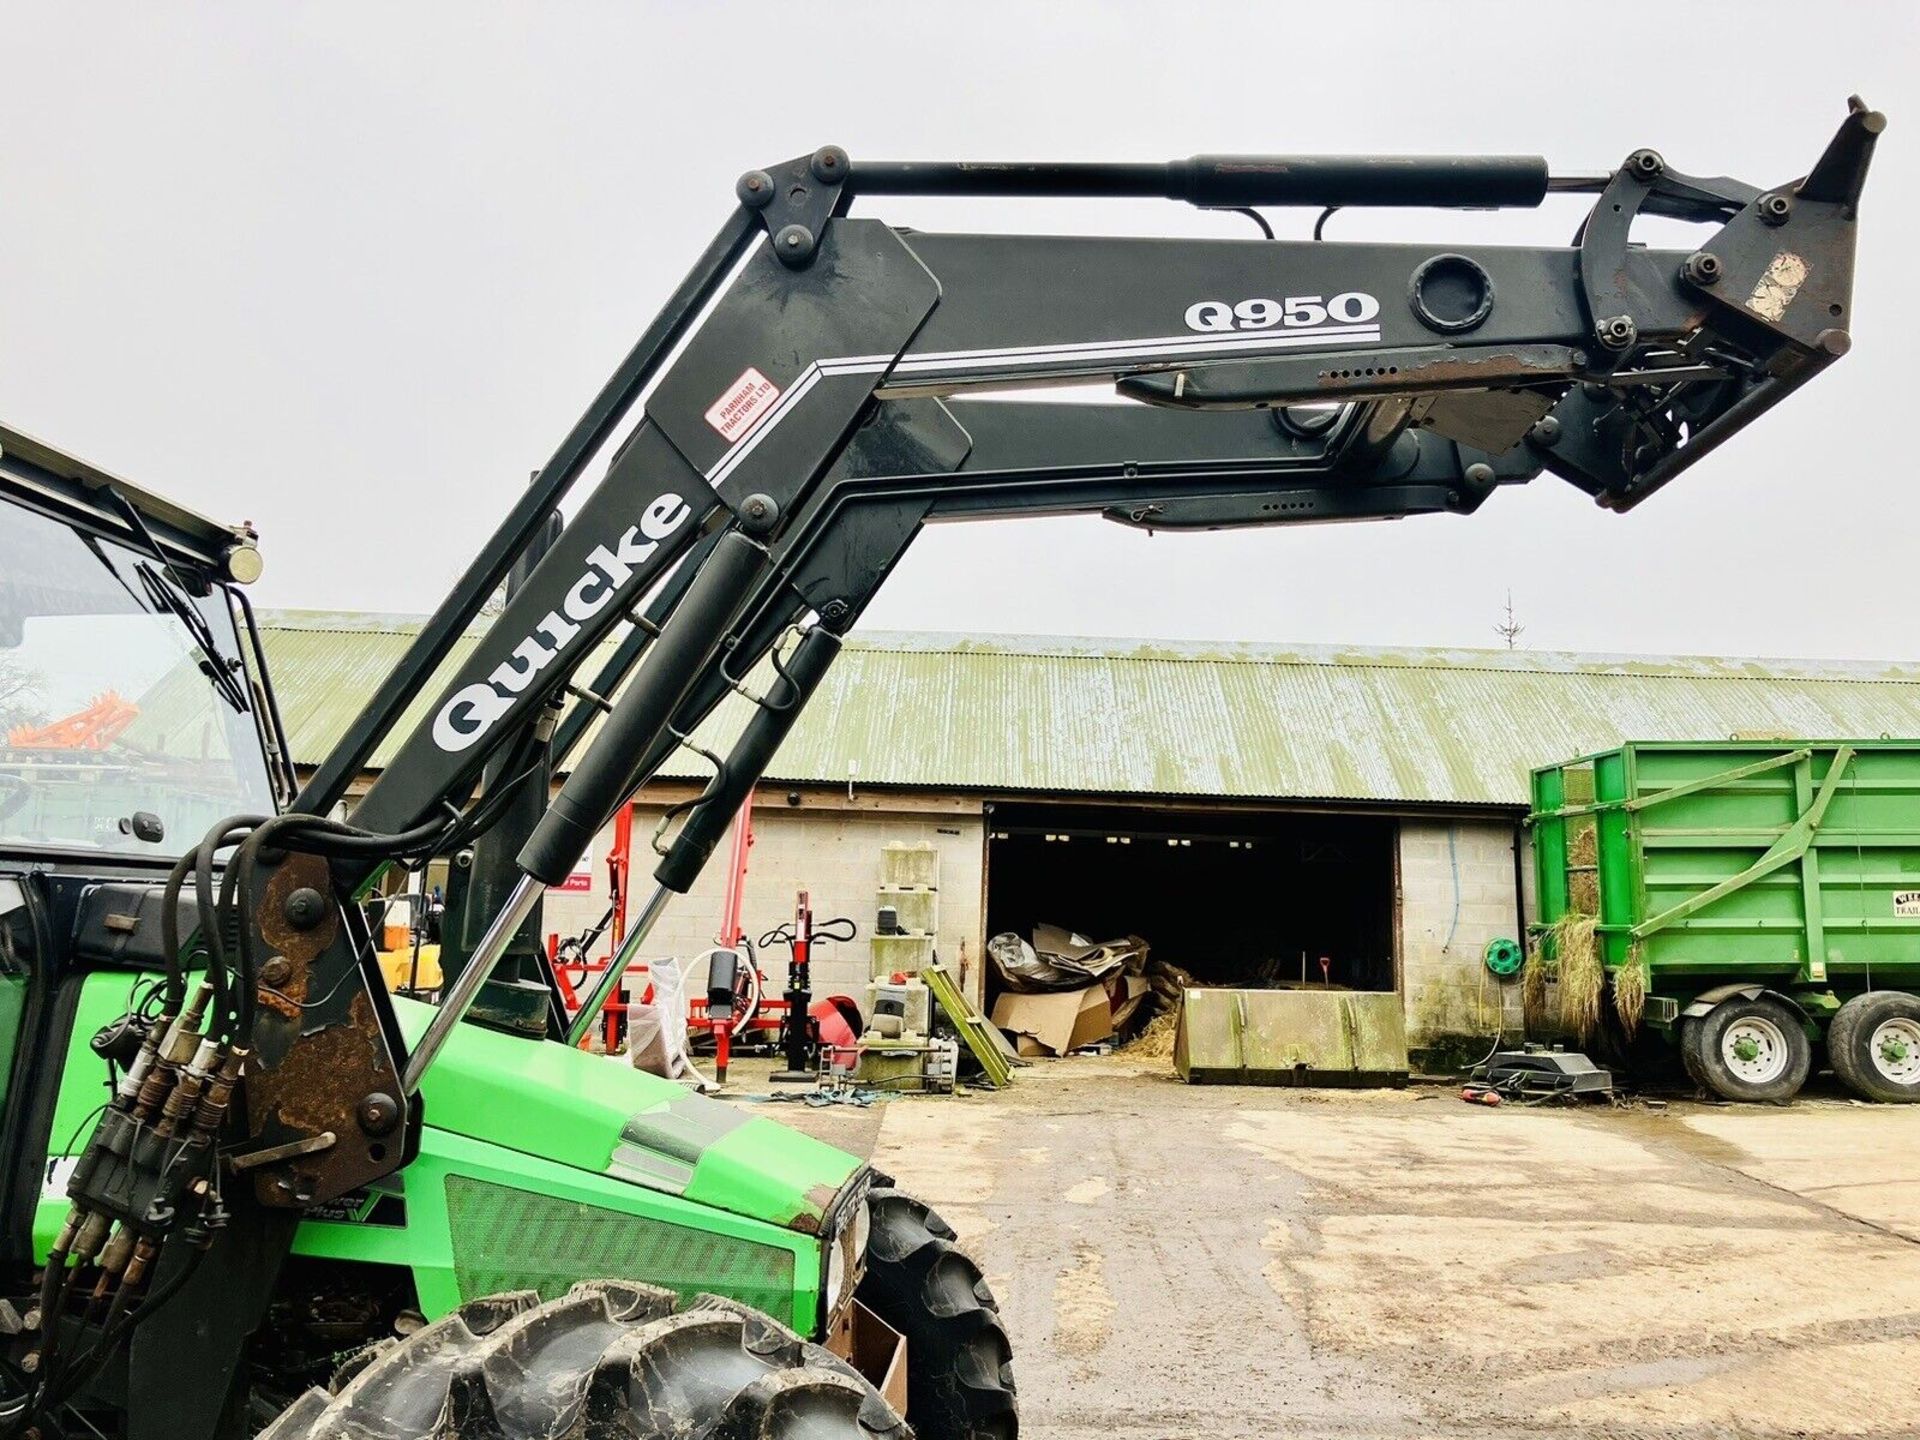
[0,100,1880,1439]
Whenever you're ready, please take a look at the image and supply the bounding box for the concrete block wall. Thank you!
[540,790,988,1014]
[1397,817,1527,1046]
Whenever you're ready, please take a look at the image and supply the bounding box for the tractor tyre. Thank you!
[859,1187,1018,1440]
[258,1280,906,1440]
[1828,991,1920,1103]
[1688,996,1811,1104]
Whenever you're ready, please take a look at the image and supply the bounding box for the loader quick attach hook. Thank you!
[1575,97,1881,387]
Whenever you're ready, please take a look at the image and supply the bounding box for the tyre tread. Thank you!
[260,1279,905,1440]
[859,1188,1016,1440]
[1690,996,1811,1104]
[1828,990,1920,1104]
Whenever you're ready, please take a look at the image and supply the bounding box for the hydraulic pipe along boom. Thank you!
[409,529,765,1086]
[565,881,676,1047]
[402,874,543,1093]
[562,623,842,1044]
[653,625,842,892]
[848,154,1551,208]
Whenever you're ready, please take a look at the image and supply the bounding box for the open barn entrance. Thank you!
[984,800,1397,994]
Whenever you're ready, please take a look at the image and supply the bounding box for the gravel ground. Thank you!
[729,1055,1920,1439]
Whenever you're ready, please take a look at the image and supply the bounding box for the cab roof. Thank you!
[0,420,251,571]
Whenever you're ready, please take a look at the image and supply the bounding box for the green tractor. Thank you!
[1,105,1877,1437]
[0,426,1011,1438]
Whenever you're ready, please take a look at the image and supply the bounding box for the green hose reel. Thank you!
[1484,937,1524,978]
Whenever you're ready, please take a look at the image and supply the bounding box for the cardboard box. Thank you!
[1107,974,1151,1030]
[991,983,1113,1057]
[850,1301,908,1414]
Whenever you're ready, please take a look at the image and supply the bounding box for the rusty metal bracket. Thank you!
[241,851,411,1207]
[226,1131,338,1173]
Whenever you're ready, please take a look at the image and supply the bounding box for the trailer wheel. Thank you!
[1590,1004,1686,1083]
[258,1280,905,1440]
[859,1187,1018,1440]
[1829,991,1920,1103]
[1679,1018,1710,1092]
[1688,996,1811,1103]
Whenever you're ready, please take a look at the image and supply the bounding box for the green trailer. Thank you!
[1529,740,1920,1103]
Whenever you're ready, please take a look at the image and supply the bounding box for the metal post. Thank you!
[402,875,544,1093]
[566,882,674,1047]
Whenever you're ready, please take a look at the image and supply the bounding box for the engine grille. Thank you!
[443,1176,795,1317]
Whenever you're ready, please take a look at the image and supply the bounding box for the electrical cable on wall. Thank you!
[1442,823,1461,954]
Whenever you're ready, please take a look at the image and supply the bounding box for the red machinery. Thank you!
[691,789,766,1082]
[548,791,792,1065]
[6,691,138,750]
[548,801,639,1049]
[548,791,858,1080]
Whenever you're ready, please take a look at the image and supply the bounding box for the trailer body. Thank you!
[1530,741,1920,1077]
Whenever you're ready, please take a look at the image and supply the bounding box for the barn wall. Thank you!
[538,787,988,1008]
[1397,817,1527,1050]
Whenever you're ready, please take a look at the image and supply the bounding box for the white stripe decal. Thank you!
[891,326,1381,375]
[897,322,1380,370]
[706,364,824,484]
[701,325,1380,484]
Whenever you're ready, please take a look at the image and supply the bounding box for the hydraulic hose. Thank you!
[652,625,841,893]
[518,530,767,886]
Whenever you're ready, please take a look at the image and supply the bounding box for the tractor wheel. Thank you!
[859,1187,1018,1440]
[258,1280,905,1440]
[1828,991,1920,1103]
[1688,996,1811,1104]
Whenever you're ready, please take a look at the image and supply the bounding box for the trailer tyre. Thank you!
[258,1280,906,1440]
[1679,1017,1710,1092]
[1591,1003,1685,1083]
[1688,996,1811,1103]
[859,1187,1018,1440]
[1829,991,1920,1103]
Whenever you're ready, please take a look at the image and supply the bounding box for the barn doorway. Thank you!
[984,801,1397,993]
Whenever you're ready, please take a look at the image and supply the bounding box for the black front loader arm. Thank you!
[43,100,1878,1440]
[306,98,1884,1205]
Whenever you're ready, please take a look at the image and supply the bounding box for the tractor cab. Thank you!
[0,425,290,1290]
[0,424,287,865]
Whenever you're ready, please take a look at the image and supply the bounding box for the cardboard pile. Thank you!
[987,925,1151,1058]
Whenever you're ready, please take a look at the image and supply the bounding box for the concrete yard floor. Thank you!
[728,1055,1920,1440]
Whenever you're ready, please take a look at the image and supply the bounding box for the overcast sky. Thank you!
[3,3,1914,661]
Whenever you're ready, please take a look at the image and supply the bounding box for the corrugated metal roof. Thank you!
[259,610,488,775]
[256,611,1920,808]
